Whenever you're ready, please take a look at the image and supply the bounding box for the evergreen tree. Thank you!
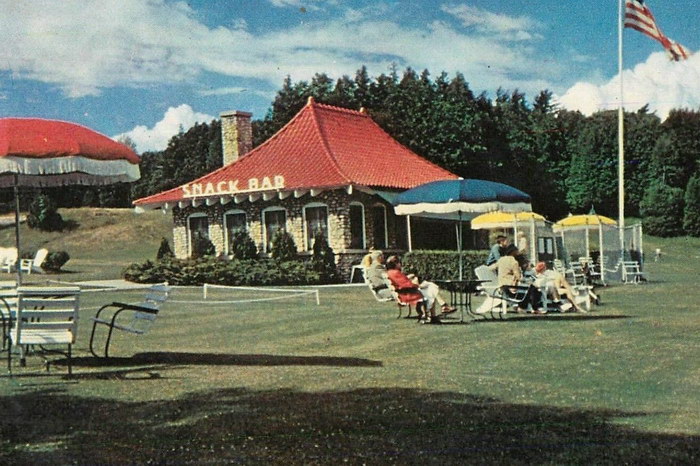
[270,231,297,261]
[156,237,174,261]
[27,194,64,232]
[566,111,619,216]
[311,231,338,283]
[683,174,700,236]
[640,182,684,237]
[230,230,258,260]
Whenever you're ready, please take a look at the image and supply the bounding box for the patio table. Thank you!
[434,279,489,323]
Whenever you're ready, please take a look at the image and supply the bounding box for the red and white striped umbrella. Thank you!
[0,118,140,282]
[0,118,140,187]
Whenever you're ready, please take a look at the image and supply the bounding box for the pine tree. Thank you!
[683,174,700,236]
[640,182,684,237]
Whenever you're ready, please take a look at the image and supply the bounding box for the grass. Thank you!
[0,209,699,463]
[0,208,172,281]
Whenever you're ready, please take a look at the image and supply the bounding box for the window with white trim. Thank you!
[370,204,387,249]
[224,210,247,254]
[349,202,365,249]
[187,213,209,257]
[304,203,329,250]
[262,207,286,252]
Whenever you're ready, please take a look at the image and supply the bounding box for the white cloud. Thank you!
[441,4,540,41]
[113,104,214,153]
[557,52,700,119]
[267,0,328,11]
[197,86,274,99]
[0,0,559,101]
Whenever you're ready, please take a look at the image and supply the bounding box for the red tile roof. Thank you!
[134,98,457,207]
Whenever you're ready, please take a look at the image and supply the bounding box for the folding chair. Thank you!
[89,284,170,358]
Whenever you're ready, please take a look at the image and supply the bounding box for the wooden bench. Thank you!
[89,284,170,358]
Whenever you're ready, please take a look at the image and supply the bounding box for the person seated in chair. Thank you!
[490,244,544,314]
[361,250,393,300]
[533,262,586,313]
[486,234,510,266]
[385,255,456,323]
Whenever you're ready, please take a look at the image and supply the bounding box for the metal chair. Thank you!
[89,284,170,358]
[8,286,80,376]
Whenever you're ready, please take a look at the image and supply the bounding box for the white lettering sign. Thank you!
[182,176,285,198]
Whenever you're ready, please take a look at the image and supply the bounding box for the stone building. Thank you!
[133,97,458,278]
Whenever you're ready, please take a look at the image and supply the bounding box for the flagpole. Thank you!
[618,0,626,261]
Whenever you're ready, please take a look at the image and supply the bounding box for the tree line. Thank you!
[8,66,699,237]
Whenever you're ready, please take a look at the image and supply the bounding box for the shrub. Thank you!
[27,194,65,232]
[230,230,258,260]
[311,232,339,284]
[270,231,297,261]
[191,232,216,259]
[156,237,174,261]
[42,251,70,272]
[683,175,700,237]
[123,257,323,286]
[640,182,684,237]
[401,250,489,281]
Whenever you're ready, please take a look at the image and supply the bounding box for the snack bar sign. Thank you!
[182,175,285,198]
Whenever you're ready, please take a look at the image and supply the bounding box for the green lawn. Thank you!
[0,210,699,463]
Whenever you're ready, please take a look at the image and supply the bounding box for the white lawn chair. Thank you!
[89,284,171,358]
[1,247,18,273]
[622,261,644,284]
[20,248,49,274]
[474,265,512,318]
[7,286,81,376]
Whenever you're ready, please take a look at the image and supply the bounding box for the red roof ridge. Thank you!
[310,100,366,117]
[231,98,318,164]
[308,103,353,185]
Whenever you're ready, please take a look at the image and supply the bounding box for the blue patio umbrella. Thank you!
[393,179,532,279]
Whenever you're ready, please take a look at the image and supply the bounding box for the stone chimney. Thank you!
[220,110,253,166]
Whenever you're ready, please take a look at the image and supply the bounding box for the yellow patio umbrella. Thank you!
[471,211,546,262]
[553,213,618,283]
[471,211,546,229]
[552,214,617,232]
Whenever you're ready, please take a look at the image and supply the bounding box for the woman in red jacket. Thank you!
[385,255,455,323]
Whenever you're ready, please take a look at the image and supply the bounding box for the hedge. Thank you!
[123,257,335,286]
[400,250,489,281]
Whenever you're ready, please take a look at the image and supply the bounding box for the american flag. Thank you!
[624,0,691,61]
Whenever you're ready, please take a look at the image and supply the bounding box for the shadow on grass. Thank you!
[68,352,383,368]
[0,387,698,464]
[478,314,632,323]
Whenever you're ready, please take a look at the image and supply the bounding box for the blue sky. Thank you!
[0,0,698,153]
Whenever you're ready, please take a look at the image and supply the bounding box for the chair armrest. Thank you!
[109,301,159,314]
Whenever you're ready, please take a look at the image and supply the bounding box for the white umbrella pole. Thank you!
[585,227,590,260]
[458,212,463,280]
[13,175,22,285]
[406,215,413,252]
[530,217,536,264]
[599,222,605,284]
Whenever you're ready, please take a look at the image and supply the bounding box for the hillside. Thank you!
[0,208,173,281]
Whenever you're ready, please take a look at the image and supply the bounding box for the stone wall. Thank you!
[170,188,408,280]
